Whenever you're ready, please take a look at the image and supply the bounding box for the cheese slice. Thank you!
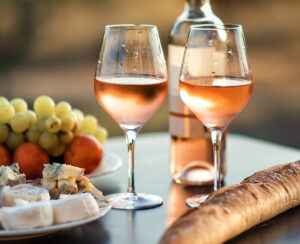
[1,184,50,207]
[0,200,53,230]
[43,163,84,180]
[51,193,99,224]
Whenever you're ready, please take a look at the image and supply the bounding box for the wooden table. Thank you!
[4,133,300,244]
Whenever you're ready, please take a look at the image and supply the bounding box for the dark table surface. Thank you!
[3,133,300,244]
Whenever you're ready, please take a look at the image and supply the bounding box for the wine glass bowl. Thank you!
[179,24,253,207]
[94,24,167,209]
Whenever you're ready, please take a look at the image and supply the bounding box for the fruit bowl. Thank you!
[0,96,108,179]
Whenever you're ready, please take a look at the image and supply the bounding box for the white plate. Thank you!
[0,205,111,240]
[86,152,123,179]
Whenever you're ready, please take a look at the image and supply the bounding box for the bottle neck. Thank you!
[186,0,212,13]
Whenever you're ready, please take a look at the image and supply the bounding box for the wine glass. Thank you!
[179,24,253,207]
[94,24,167,209]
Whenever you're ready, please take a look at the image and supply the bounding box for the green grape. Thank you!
[94,126,108,145]
[26,126,40,144]
[72,109,84,123]
[5,132,24,151]
[69,111,78,124]
[61,115,75,132]
[45,116,61,133]
[10,98,28,113]
[55,101,71,118]
[59,131,74,145]
[37,116,50,132]
[39,131,58,150]
[24,110,37,127]
[72,121,79,136]
[10,112,30,133]
[0,103,15,123]
[48,143,66,157]
[0,123,9,143]
[80,115,98,134]
[0,96,9,105]
[33,95,55,117]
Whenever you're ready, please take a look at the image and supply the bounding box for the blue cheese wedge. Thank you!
[41,178,56,191]
[58,178,78,194]
[43,163,84,181]
[77,176,93,193]
[41,164,108,206]
[0,163,26,188]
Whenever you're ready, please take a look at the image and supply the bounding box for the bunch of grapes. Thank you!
[0,95,108,157]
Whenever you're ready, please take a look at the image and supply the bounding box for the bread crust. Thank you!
[159,161,300,244]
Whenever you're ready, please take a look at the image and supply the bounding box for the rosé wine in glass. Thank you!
[180,78,253,128]
[94,76,167,129]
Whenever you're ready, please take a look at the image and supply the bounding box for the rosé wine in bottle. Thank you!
[168,0,226,185]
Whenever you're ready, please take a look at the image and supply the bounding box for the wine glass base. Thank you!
[186,194,209,208]
[106,193,163,210]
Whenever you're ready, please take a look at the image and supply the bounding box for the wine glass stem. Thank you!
[125,129,138,196]
[210,128,224,191]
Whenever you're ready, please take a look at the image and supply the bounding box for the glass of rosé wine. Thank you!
[179,24,253,207]
[94,25,167,209]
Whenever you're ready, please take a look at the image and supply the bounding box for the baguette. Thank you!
[159,161,300,244]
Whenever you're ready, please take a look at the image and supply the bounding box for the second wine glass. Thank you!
[179,24,253,207]
[94,24,168,209]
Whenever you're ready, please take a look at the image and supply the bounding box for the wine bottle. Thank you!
[169,0,226,185]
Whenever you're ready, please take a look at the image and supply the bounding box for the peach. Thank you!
[64,134,103,174]
[13,142,50,179]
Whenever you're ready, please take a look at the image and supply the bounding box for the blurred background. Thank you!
[0,0,299,148]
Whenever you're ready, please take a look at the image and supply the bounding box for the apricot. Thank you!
[64,134,103,174]
[0,145,11,166]
[13,142,50,179]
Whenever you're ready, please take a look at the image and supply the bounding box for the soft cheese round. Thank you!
[1,184,50,207]
[0,200,53,230]
[52,193,99,224]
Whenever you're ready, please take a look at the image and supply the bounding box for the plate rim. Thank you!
[86,151,123,178]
